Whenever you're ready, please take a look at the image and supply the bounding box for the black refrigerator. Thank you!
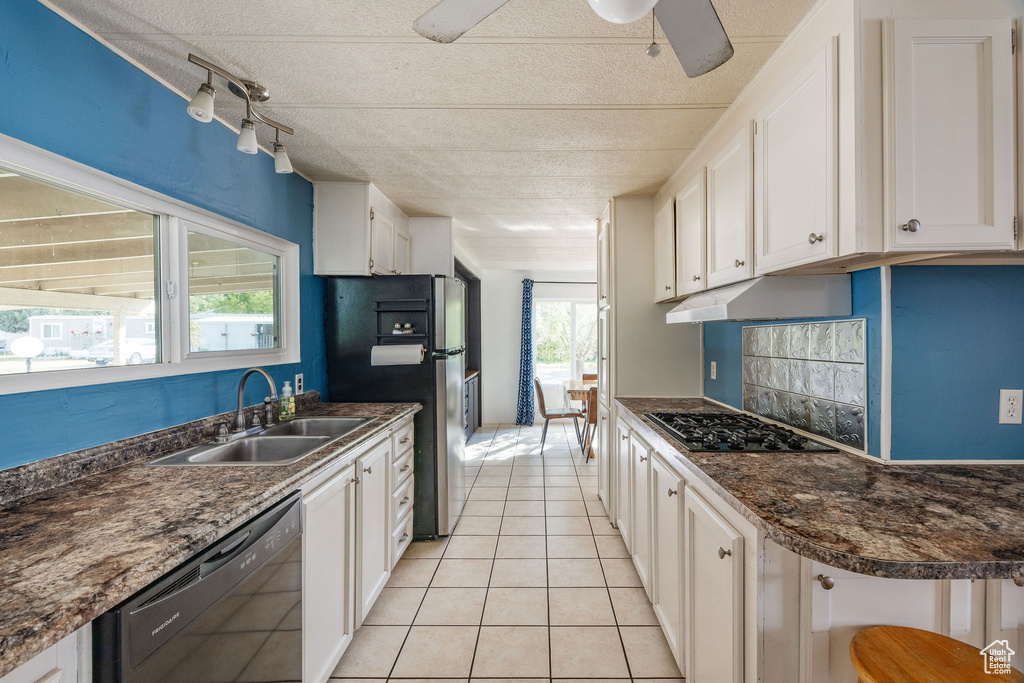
[326,275,467,539]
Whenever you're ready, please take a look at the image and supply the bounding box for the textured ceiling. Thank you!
[49,0,817,271]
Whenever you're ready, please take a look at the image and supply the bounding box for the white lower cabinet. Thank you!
[685,487,745,683]
[651,454,685,673]
[596,402,610,515]
[356,439,392,625]
[615,418,632,551]
[303,464,357,683]
[0,631,77,683]
[631,433,653,596]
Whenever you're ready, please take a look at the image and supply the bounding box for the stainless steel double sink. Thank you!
[147,417,376,466]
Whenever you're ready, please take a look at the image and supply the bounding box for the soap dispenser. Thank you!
[280,381,295,422]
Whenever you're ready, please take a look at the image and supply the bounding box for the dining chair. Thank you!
[534,378,584,454]
[582,385,598,461]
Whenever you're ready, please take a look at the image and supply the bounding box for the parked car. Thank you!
[86,339,157,366]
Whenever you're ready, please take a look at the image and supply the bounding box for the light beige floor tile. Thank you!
[390,626,479,678]
[444,535,498,559]
[620,626,683,677]
[331,625,408,677]
[502,500,545,517]
[590,518,620,535]
[601,558,644,587]
[489,558,548,587]
[362,586,426,625]
[453,517,502,536]
[495,535,547,559]
[387,680,467,683]
[578,475,599,486]
[545,500,589,516]
[544,466,579,476]
[609,588,660,625]
[414,587,487,625]
[474,475,511,488]
[545,516,593,536]
[544,475,579,487]
[387,558,440,587]
[548,587,616,625]
[506,486,545,501]
[511,465,544,475]
[481,587,548,625]
[545,487,583,501]
[509,475,545,486]
[547,559,605,587]
[479,464,513,474]
[431,559,493,587]
[500,516,546,536]
[472,680,547,683]
[584,499,609,516]
[595,535,630,559]
[581,487,601,501]
[402,538,449,559]
[550,626,629,678]
[547,535,598,559]
[471,626,550,678]
[468,487,507,501]
[552,680,630,683]
[631,679,684,683]
[462,500,505,517]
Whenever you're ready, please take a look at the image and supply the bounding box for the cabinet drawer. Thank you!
[392,421,414,456]
[392,513,414,564]
[391,475,414,531]
[392,448,414,489]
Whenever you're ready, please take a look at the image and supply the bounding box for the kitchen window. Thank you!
[0,135,299,395]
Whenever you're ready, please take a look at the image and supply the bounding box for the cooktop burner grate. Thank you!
[643,411,839,453]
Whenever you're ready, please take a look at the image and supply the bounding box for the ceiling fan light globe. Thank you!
[586,0,659,24]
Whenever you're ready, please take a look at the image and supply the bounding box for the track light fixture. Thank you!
[185,54,295,172]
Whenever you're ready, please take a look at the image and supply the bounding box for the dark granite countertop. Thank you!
[0,400,420,678]
[616,397,1024,582]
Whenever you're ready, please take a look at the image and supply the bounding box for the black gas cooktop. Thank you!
[643,411,838,453]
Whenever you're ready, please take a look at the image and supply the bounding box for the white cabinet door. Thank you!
[615,418,632,551]
[303,465,356,683]
[393,230,410,274]
[887,19,1014,251]
[597,308,609,407]
[370,209,395,275]
[356,440,391,624]
[651,454,685,671]
[685,488,744,683]
[653,202,676,302]
[674,170,706,297]
[598,216,610,307]
[597,402,611,515]
[707,124,754,287]
[631,433,653,596]
[755,40,838,273]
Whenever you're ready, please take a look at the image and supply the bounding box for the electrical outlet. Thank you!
[710,361,717,380]
[999,389,1023,424]
[295,373,304,395]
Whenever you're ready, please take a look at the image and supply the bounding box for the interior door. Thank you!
[370,209,394,275]
[653,202,676,302]
[674,170,707,296]
[888,19,1014,250]
[707,124,754,287]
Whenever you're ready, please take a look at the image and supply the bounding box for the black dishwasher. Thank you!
[94,492,302,683]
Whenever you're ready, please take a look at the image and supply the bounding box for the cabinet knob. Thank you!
[399,437,410,444]
[351,476,360,484]
[621,434,629,441]
[900,218,921,233]
[814,574,835,590]
[1013,576,1024,588]
[400,533,409,542]
[664,285,672,291]
[364,466,373,474]
[718,546,732,559]
[400,496,410,506]
[601,356,607,361]
[667,488,678,497]
[693,275,701,281]
[639,455,647,462]
[400,464,410,472]
[734,259,745,268]
[808,233,824,244]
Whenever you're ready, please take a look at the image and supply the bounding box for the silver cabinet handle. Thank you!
[364,466,373,474]
[601,356,607,361]
[718,546,732,559]
[399,436,410,444]
[400,533,409,542]
[808,233,824,244]
[664,285,672,291]
[400,464,410,472]
[693,275,701,281]
[639,455,647,462]
[900,218,921,232]
[814,574,835,590]
[351,476,360,484]
[668,488,678,497]
[734,259,745,268]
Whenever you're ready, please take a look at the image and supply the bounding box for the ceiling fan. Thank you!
[413,0,734,78]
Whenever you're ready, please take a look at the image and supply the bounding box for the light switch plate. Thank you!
[295,373,304,395]
[999,389,1022,424]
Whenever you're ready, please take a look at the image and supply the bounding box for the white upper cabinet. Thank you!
[706,124,754,288]
[653,202,676,302]
[886,19,1015,251]
[371,209,394,275]
[314,182,410,276]
[755,39,838,273]
[674,170,706,297]
[393,230,410,275]
[598,213,610,307]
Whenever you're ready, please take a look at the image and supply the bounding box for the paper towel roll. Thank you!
[371,344,425,366]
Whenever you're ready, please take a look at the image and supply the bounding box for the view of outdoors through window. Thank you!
[187,231,279,353]
[535,300,598,388]
[0,167,159,375]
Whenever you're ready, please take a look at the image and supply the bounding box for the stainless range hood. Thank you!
[666,274,852,323]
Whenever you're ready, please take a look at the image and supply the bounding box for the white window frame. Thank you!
[0,133,301,396]
[40,323,63,340]
[534,296,599,380]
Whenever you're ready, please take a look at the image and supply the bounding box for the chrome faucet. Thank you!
[235,367,278,433]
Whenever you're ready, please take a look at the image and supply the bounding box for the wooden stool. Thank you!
[850,625,1024,682]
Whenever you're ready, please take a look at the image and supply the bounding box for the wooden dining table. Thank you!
[562,378,598,459]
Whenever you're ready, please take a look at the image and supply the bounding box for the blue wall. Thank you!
[703,269,883,458]
[890,266,1024,460]
[0,0,326,469]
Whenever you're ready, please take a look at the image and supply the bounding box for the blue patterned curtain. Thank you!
[515,279,535,425]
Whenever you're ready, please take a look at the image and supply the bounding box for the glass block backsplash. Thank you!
[741,320,867,450]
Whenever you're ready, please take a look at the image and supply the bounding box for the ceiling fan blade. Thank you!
[654,0,734,77]
[413,0,512,43]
